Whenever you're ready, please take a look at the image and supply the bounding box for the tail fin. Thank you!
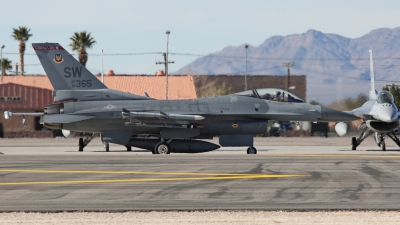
[369,49,377,100]
[32,43,107,90]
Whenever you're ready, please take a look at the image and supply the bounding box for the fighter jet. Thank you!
[335,50,400,151]
[4,43,357,154]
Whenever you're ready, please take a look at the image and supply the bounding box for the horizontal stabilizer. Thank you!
[44,114,94,123]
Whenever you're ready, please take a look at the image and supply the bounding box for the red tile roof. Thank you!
[1,75,197,100]
[1,76,52,90]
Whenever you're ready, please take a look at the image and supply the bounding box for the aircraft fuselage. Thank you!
[46,94,355,136]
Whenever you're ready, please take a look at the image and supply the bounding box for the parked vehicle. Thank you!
[268,121,293,137]
[279,121,293,132]
[310,122,329,137]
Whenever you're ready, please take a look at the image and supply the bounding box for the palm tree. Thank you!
[11,26,32,75]
[69,31,96,67]
[1,58,12,80]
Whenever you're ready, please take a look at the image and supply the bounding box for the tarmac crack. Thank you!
[337,184,364,200]
[274,187,289,199]
[209,187,228,198]
[361,166,384,180]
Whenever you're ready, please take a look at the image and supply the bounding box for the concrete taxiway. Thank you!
[1,136,400,212]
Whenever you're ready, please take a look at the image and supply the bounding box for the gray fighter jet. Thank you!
[4,43,357,154]
[335,50,400,151]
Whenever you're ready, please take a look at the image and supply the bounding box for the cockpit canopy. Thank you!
[377,91,394,104]
[234,88,305,103]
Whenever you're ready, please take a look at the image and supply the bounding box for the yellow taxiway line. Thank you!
[0,169,301,176]
[0,169,307,186]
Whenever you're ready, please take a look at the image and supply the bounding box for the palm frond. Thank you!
[1,58,13,71]
[69,31,96,51]
[11,26,33,42]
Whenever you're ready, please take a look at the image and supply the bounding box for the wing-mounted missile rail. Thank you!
[122,108,205,120]
[4,110,44,125]
[122,108,205,128]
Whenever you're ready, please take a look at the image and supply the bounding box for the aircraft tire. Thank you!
[351,137,357,150]
[125,146,132,151]
[155,142,171,154]
[382,142,386,151]
[247,147,257,154]
[104,142,109,152]
[78,138,84,152]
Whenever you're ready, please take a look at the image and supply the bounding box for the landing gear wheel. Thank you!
[78,138,84,152]
[247,147,257,154]
[382,142,386,151]
[103,142,109,152]
[351,137,357,150]
[125,146,132,151]
[375,133,380,147]
[155,142,171,154]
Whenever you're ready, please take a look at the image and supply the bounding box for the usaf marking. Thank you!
[64,67,82,78]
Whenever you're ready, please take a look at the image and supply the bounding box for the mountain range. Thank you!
[175,27,400,103]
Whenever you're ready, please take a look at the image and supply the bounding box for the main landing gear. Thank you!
[152,138,171,154]
[102,143,132,152]
[78,133,96,152]
[103,142,110,152]
[78,133,133,152]
[153,141,171,154]
[351,123,374,150]
[385,131,400,150]
[247,146,257,154]
[352,125,400,151]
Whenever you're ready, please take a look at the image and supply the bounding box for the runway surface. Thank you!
[1,136,400,212]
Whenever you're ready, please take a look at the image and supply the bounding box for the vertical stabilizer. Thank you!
[369,49,377,100]
[32,43,107,90]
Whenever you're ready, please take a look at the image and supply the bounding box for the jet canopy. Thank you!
[377,91,394,104]
[235,88,305,103]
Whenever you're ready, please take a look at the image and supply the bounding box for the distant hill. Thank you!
[175,28,400,103]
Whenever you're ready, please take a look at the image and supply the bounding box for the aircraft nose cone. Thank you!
[320,106,359,122]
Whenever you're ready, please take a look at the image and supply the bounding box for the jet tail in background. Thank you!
[32,43,107,90]
[369,49,377,100]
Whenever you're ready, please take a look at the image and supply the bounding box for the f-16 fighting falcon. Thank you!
[335,50,400,151]
[4,43,357,154]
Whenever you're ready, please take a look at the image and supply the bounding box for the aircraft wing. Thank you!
[346,107,369,116]
[44,114,94,123]
[345,100,374,116]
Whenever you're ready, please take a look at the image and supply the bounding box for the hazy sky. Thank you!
[1,0,400,75]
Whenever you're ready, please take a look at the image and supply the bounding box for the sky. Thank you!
[1,0,400,76]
